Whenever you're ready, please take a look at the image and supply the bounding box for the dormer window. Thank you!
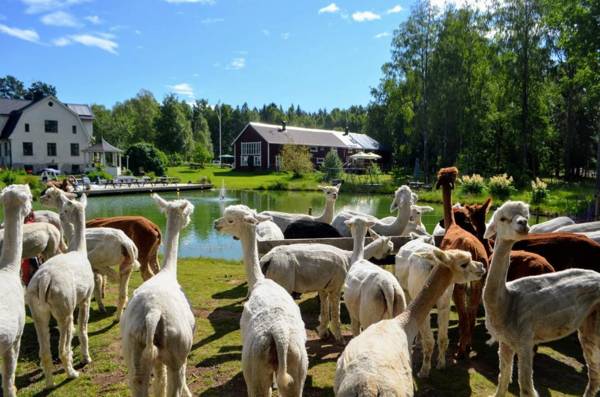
[72,125,77,134]
[25,123,30,132]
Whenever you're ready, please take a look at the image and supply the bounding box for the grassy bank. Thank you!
[13,257,589,396]
[167,165,595,216]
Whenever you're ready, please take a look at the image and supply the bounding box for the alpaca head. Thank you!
[414,247,486,283]
[0,184,32,219]
[367,229,394,259]
[410,205,434,223]
[390,185,415,212]
[214,204,271,239]
[438,207,478,236]
[464,198,492,238]
[484,201,529,241]
[152,193,194,230]
[40,186,76,209]
[345,216,376,238]
[409,232,435,245]
[318,183,341,202]
[436,167,459,190]
[59,193,87,225]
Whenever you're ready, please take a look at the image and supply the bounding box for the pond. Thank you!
[78,189,447,260]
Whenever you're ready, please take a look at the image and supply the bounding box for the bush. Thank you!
[192,145,213,167]
[168,153,184,166]
[322,149,343,181]
[459,174,485,194]
[280,145,313,177]
[126,143,168,176]
[86,169,113,182]
[488,173,515,199]
[0,170,17,185]
[531,177,549,204]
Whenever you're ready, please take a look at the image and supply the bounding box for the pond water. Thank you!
[79,189,447,260]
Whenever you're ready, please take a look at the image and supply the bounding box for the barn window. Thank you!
[240,142,261,167]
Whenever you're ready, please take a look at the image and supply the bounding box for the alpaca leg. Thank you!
[452,283,469,358]
[417,313,434,378]
[127,343,152,397]
[166,365,190,397]
[102,274,107,298]
[31,307,54,388]
[93,272,106,313]
[517,346,538,397]
[58,314,78,379]
[78,298,92,365]
[494,342,514,397]
[153,361,166,397]
[2,339,20,397]
[317,291,331,340]
[328,292,344,343]
[436,300,451,369]
[579,312,600,397]
[350,315,360,337]
[466,280,483,354]
[117,268,133,319]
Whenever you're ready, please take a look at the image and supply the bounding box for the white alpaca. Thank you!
[121,194,195,397]
[215,205,307,396]
[259,231,394,343]
[332,186,414,237]
[344,216,406,335]
[483,201,600,397]
[26,194,94,388]
[0,185,32,397]
[395,234,454,377]
[261,184,340,231]
[579,230,600,244]
[0,222,65,260]
[256,220,284,241]
[555,220,600,233]
[335,246,485,396]
[403,205,434,236]
[528,216,574,233]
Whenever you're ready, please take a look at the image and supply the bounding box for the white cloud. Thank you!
[84,15,101,24]
[281,32,290,40]
[201,17,224,24]
[430,0,492,12]
[52,36,71,46]
[318,3,339,14]
[226,57,245,70]
[41,11,80,27]
[387,5,402,14]
[21,0,91,14]
[192,73,200,77]
[134,29,142,35]
[164,0,214,3]
[261,29,270,36]
[96,32,116,39]
[0,23,39,42]
[351,11,381,22]
[168,83,195,97]
[70,33,118,54]
[374,32,390,39]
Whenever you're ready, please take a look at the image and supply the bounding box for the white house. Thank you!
[0,96,94,174]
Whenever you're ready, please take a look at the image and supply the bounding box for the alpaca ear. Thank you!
[411,192,418,203]
[419,206,434,213]
[152,193,169,209]
[409,232,420,240]
[413,251,436,263]
[335,183,342,190]
[368,228,381,239]
[433,248,450,263]
[243,214,259,225]
[390,197,398,212]
[483,197,493,212]
[79,193,87,208]
[255,213,272,223]
[344,219,354,227]
[483,220,497,239]
[366,220,376,228]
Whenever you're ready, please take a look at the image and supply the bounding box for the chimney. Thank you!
[281,120,287,131]
[344,125,349,135]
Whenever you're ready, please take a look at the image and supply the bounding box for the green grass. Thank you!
[13,259,588,396]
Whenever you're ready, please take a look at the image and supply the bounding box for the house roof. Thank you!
[83,138,123,153]
[0,97,94,139]
[236,122,384,150]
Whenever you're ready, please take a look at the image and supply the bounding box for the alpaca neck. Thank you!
[380,201,411,234]
[315,198,335,224]
[483,238,512,311]
[402,265,454,343]
[69,209,87,253]
[441,184,455,228]
[240,224,264,290]
[0,205,26,274]
[362,238,382,260]
[161,214,183,274]
[350,228,366,264]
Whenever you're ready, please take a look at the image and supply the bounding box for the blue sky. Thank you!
[0,0,417,110]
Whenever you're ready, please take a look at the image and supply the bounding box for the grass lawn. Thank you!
[13,258,588,396]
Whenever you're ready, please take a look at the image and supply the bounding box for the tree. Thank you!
[191,101,213,154]
[280,145,313,177]
[0,75,26,99]
[155,95,193,155]
[125,143,168,176]
[322,149,343,181]
[25,81,57,100]
[129,90,160,144]
[192,145,213,166]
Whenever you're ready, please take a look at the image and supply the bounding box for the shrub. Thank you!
[192,145,213,167]
[168,153,184,166]
[126,143,167,176]
[531,177,549,204]
[488,173,515,199]
[459,174,485,194]
[1,170,17,185]
[87,169,113,182]
[280,145,313,177]
[322,149,343,181]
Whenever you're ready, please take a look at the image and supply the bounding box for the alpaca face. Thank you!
[416,247,486,283]
[484,201,530,241]
[1,184,32,218]
[390,185,415,212]
[372,236,394,259]
[214,205,270,239]
[465,198,492,238]
[410,205,434,223]
[345,216,376,238]
[59,194,87,225]
[152,194,194,229]
[319,184,341,201]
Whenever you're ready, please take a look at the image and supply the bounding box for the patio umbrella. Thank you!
[349,151,382,160]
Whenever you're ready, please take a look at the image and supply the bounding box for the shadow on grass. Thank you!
[192,301,243,350]
[196,352,242,368]
[199,371,246,396]
[212,282,247,300]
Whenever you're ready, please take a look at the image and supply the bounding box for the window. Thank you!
[23,142,33,156]
[310,146,318,153]
[25,123,30,132]
[45,120,58,133]
[71,164,80,174]
[240,141,261,167]
[71,143,80,156]
[316,157,325,166]
[72,125,77,134]
[47,143,57,156]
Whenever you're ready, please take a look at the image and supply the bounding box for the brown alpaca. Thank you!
[86,216,161,280]
[437,167,489,358]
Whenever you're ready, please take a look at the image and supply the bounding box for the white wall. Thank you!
[8,97,92,173]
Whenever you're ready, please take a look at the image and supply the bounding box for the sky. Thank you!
[0,0,427,110]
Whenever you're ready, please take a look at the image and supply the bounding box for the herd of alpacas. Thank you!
[1,166,600,396]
